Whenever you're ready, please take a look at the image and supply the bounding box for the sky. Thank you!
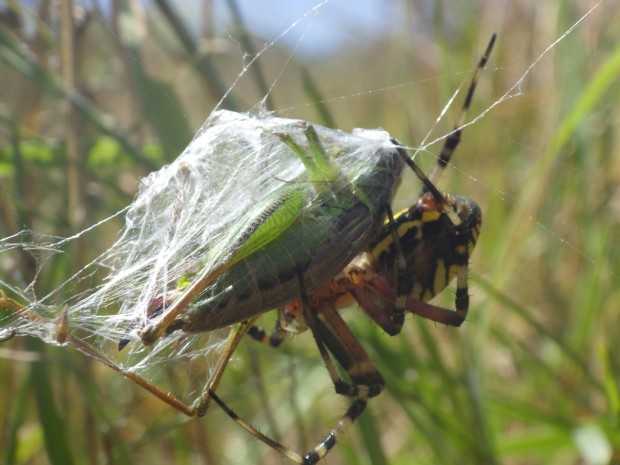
[163,0,403,57]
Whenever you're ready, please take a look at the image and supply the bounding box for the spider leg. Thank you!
[337,203,411,336]
[452,222,473,322]
[425,33,496,188]
[383,204,408,334]
[299,271,385,463]
[361,274,465,327]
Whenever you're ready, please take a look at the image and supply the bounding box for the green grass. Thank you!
[1,1,619,465]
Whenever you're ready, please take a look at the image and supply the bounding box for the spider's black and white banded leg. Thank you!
[425,33,496,188]
[382,204,409,333]
[346,203,410,336]
[451,213,477,322]
[299,303,386,464]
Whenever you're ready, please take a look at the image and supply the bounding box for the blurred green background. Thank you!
[1,1,619,464]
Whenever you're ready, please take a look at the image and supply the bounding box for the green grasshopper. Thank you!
[135,119,407,346]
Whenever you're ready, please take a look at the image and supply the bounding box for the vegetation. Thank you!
[0,1,619,464]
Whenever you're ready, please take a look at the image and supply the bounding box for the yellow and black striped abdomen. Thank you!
[368,192,481,304]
